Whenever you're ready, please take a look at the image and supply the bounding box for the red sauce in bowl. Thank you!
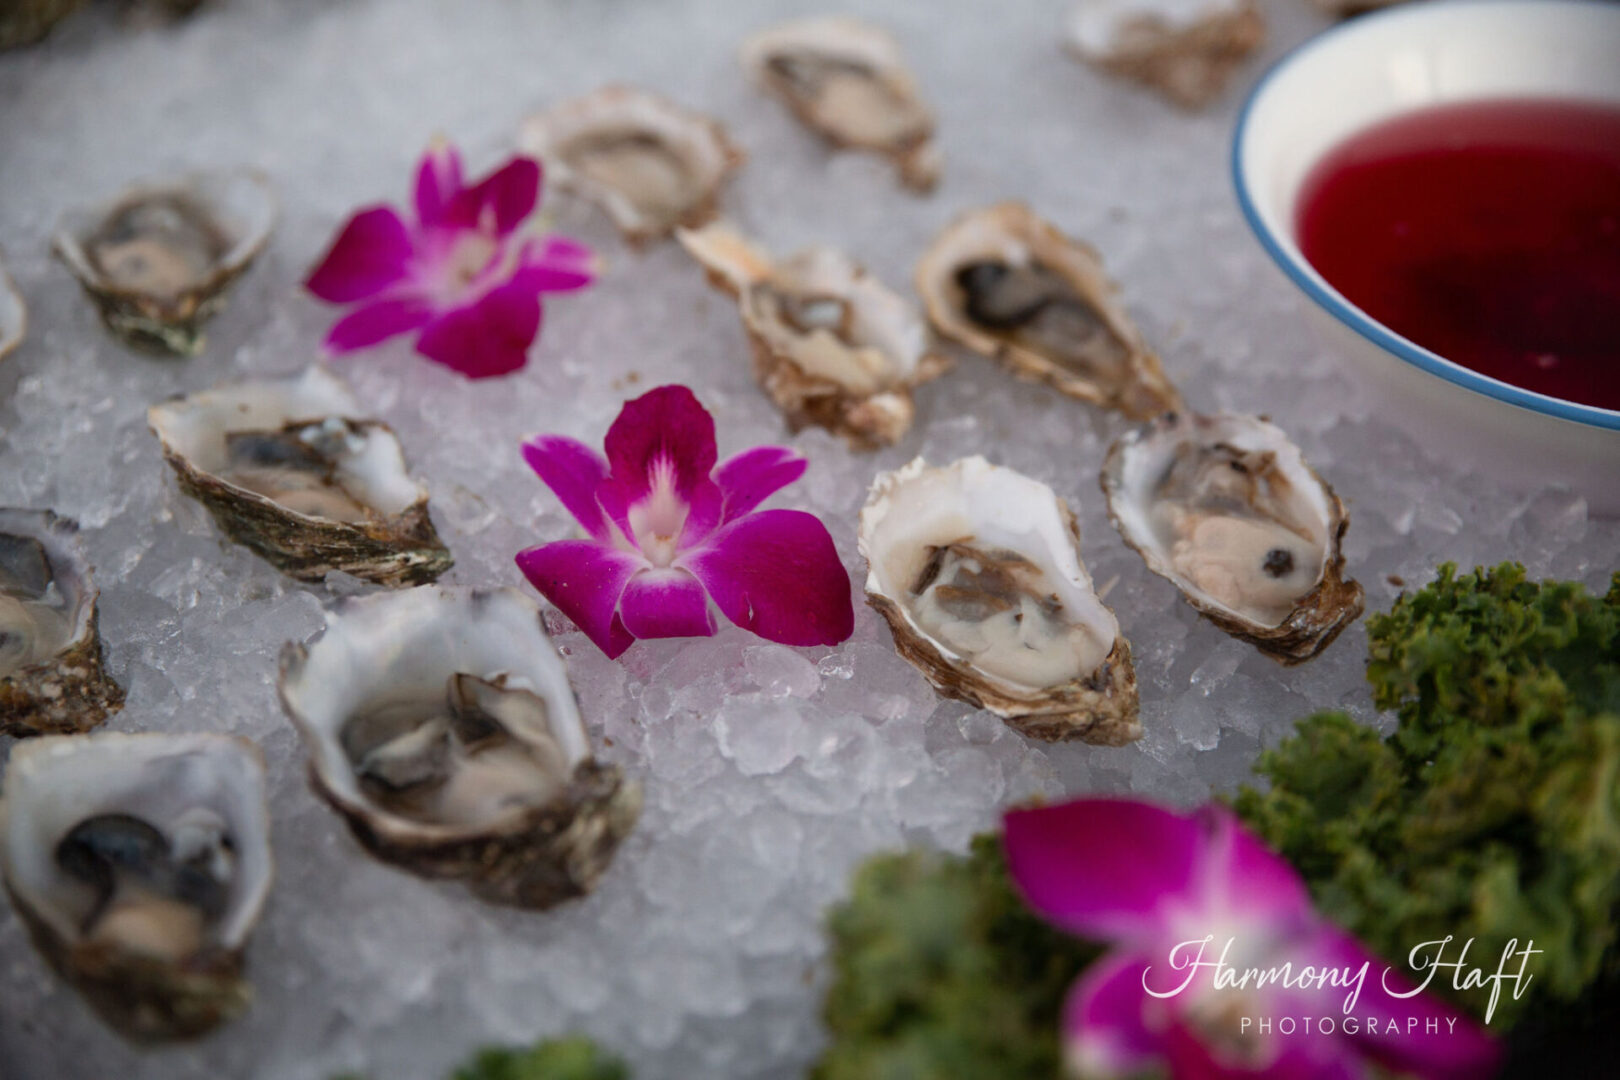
[1296,99,1620,412]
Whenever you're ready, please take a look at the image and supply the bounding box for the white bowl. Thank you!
[1233,0,1620,511]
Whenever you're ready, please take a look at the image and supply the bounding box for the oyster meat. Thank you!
[0,509,124,738]
[278,586,640,909]
[916,202,1181,418]
[0,733,273,1041]
[54,168,275,355]
[741,15,940,191]
[1101,411,1363,663]
[521,85,743,243]
[148,366,452,586]
[0,252,25,362]
[859,457,1140,745]
[1065,0,1266,110]
[678,221,947,448]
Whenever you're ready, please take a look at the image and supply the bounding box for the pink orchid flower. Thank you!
[304,141,596,379]
[516,384,855,659]
[1003,799,1500,1080]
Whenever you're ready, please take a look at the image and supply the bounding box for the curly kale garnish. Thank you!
[450,1038,629,1080]
[1234,563,1620,1030]
[813,834,1097,1080]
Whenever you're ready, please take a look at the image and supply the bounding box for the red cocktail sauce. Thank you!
[1296,98,1620,411]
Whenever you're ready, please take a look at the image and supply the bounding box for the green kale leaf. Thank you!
[1234,563,1620,1030]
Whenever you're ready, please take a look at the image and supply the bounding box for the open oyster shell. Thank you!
[54,168,275,356]
[0,509,124,738]
[1101,411,1363,663]
[678,221,948,448]
[915,202,1181,418]
[278,586,640,909]
[0,254,26,362]
[147,366,452,586]
[741,15,940,192]
[521,85,743,244]
[0,733,273,1041]
[1066,0,1266,110]
[859,457,1140,745]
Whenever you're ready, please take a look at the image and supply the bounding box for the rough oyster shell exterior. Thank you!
[147,367,452,586]
[521,85,743,244]
[741,15,940,191]
[1066,0,1266,109]
[54,168,275,356]
[678,222,947,449]
[0,509,124,738]
[1101,411,1364,663]
[0,733,273,1041]
[915,201,1181,418]
[859,457,1141,745]
[278,586,640,910]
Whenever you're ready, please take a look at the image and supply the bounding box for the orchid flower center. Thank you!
[445,230,499,293]
[628,456,688,568]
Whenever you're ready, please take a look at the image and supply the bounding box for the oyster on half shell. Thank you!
[0,253,26,362]
[0,509,124,738]
[278,587,640,909]
[54,168,275,356]
[0,733,273,1041]
[678,221,947,448]
[1065,0,1267,110]
[741,15,941,192]
[1101,411,1363,663]
[148,366,452,586]
[521,85,743,244]
[916,202,1181,418]
[860,457,1140,745]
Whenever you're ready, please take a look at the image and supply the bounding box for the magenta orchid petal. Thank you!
[618,569,717,640]
[521,436,612,541]
[1064,950,1166,1078]
[1160,1019,1363,1080]
[322,296,437,354]
[1003,799,1205,941]
[443,156,541,237]
[681,509,854,647]
[306,141,592,378]
[413,142,465,228]
[416,278,542,380]
[304,205,416,303]
[604,385,719,502]
[515,541,642,658]
[1196,805,1315,928]
[713,446,809,523]
[517,385,852,658]
[510,236,597,293]
[1310,929,1502,1080]
[677,478,723,550]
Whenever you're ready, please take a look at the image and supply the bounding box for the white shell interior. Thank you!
[0,733,273,950]
[280,587,592,841]
[741,15,907,83]
[0,509,98,677]
[740,15,930,149]
[147,366,424,518]
[54,168,276,299]
[679,223,929,393]
[860,456,1118,694]
[520,86,735,235]
[1108,413,1333,627]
